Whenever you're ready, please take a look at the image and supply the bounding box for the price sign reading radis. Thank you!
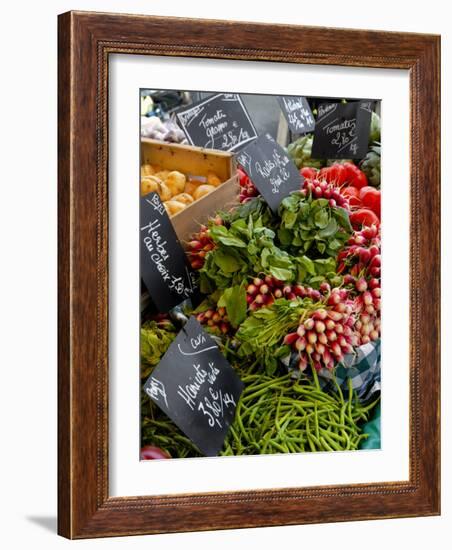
[176,93,257,152]
[143,317,244,456]
[237,133,302,212]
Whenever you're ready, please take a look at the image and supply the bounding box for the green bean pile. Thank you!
[141,364,378,458]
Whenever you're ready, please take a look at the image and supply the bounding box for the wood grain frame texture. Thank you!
[57,10,441,539]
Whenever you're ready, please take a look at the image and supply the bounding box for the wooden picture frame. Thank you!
[58,11,440,539]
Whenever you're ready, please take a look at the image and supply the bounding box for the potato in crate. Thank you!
[140,139,239,245]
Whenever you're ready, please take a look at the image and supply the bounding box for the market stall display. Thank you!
[139,92,381,460]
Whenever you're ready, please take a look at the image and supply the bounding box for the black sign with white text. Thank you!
[236,133,302,212]
[277,96,315,134]
[311,100,373,159]
[140,192,197,312]
[175,93,257,152]
[143,317,244,456]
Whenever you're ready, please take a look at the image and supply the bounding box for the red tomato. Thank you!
[300,166,318,180]
[342,162,368,189]
[349,209,380,229]
[359,186,381,218]
[342,186,362,208]
[140,446,171,460]
[319,164,348,187]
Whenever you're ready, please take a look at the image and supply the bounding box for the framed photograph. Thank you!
[58,11,440,539]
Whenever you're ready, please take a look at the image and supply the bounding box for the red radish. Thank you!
[296,325,306,337]
[307,331,317,344]
[313,308,328,320]
[356,277,368,292]
[246,284,257,296]
[325,319,335,331]
[342,186,362,208]
[326,330,337,342]
[315,320,326,333]
[304,318,315,330]
[295,337,307,351]
[140,446,171,460]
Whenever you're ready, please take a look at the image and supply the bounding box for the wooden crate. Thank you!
[141,139,239,245]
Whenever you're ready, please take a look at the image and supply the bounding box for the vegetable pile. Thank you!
[141,111,382,459]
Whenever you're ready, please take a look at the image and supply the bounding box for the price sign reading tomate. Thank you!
[277,96,315,134]
[143,317,244,456]
[236,133,302,212]
[175,93,257,152]
[140,192,197,312]
[311,100,373,159]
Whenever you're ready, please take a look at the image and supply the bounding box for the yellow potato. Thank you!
[140,176,160,196]
[193,184,216,201]
[158,182,172,202]
[165,171,186,196]
[172,192,194,205]
[184,179,202,196]
[154,170,170,182]
[141,164,155,177]
[164,200,186,216]
[207,171,222,187]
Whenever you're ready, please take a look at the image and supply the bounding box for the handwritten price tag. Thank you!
[237,133,302,212]
[311,100,373,159]
[143,317,244,456]
[140,192,197,312]
[175,93,257,152]
[277,96,315,134]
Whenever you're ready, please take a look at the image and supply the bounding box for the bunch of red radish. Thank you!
[300,175,350,210]
[338,224,381,278]
[237,167,259,203]
[186,219,221,270]
[352,277,381,345]
[245,275,324,311]
[283,287,357,372]
[196,306,232,335]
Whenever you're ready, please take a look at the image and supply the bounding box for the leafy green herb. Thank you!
[217,282,247,328]
[278,192,352,258]
[236,298,317,373]
[200,214,297,289]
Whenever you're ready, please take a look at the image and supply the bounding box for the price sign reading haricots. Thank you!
[236,133,302,212]
[143,317,244,456]
[311,100,373,159]
[140,192,197,312]
[277,96,315,134]
[175,93,257,152]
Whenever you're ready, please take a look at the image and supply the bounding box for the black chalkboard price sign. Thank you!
[140,192,197,313]
[236,133,302,212]
[311,100,373,159]
[277,96,315,134]
[143,317,244,456]
[175,93,257,152]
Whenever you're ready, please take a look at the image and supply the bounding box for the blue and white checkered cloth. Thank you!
[286,339,381,404]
